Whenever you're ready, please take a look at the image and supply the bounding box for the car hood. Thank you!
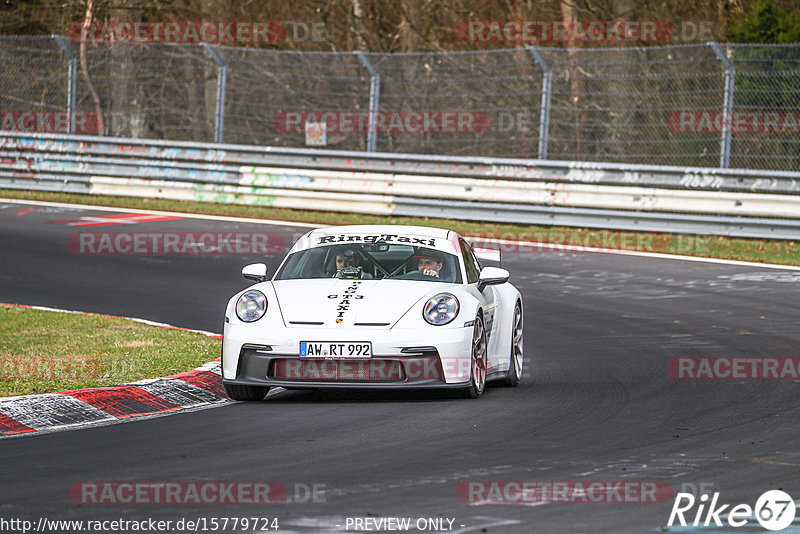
[272,278,451,327]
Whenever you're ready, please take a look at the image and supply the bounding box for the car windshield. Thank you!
[275,243,461,283]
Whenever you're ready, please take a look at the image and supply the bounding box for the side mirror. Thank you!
[477,266,509,292]
[242,263,268,283]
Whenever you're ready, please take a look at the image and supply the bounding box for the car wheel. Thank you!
[463,315,488,398]
[224,383,270,401]
[500,302,523,387]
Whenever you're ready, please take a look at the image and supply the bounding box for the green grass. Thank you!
[0,305,220,398]
[3,188,799,266]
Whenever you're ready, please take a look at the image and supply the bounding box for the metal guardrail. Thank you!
[2,131,800,240]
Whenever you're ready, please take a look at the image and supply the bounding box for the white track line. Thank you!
[3,197,800,270]
[1,302,221,337]
[481,237,800,271]
[0,197,323,229]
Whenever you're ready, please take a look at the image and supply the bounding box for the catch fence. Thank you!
[1,37,799,171]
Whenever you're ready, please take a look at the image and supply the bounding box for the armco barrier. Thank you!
[2,131,800,239]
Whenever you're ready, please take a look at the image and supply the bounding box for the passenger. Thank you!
[332,248,372,279]
[335,249,361,271]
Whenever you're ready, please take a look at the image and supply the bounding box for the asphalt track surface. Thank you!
[2,200,800,533]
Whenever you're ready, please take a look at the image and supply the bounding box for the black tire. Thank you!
[462,315,488,398]
[224,383,270,401]
[499,302,523,387]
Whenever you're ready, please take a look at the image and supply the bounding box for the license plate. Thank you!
[299,341,372,358]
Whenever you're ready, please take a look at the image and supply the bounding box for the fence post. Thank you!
[526,46,552,160]
[354,51,380,153]
[708,41,735,169]
[52,35,77,134]
[201,43,227,144]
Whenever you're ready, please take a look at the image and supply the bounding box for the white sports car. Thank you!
[221,225,523,400]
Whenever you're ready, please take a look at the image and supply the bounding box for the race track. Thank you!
[1,200,800,533]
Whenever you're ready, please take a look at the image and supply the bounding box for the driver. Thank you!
[413,250,444,278]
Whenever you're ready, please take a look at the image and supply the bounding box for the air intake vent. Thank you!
[353,322,390,326]
[289,321,324,325]
[242,343,272,352]
[400,346,439,357]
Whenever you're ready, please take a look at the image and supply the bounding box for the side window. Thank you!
[460,239,481,284]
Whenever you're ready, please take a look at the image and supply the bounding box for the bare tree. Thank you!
[80,0,105,135]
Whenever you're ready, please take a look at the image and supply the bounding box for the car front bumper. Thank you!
[222,323,474,387]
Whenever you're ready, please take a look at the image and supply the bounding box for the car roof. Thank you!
[308,225,453,239]
[291,225,461,254]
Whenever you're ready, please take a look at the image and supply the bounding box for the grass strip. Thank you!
[0,305,220,398]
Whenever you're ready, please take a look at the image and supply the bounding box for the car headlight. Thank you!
[236,290,267,322]
[423,293,459,325]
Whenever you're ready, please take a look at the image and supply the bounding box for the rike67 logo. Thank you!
[668,490,796,531]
